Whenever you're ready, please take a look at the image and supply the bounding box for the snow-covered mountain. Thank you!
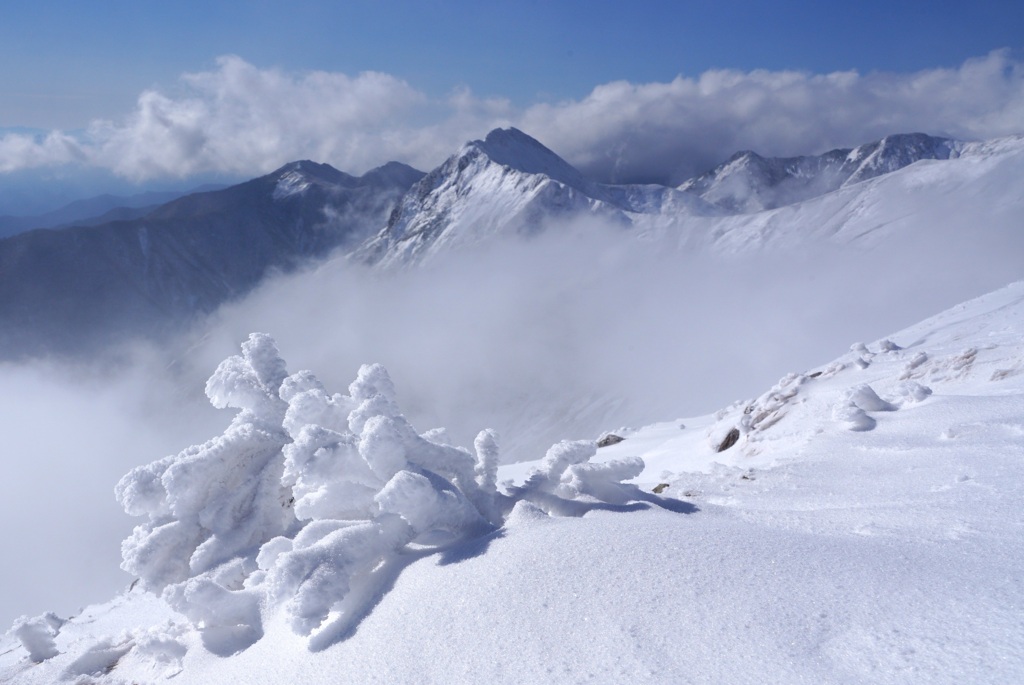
[0,161,423,358]
[1,127,1012,360]
[357,128,719,266]
[663,134,1024,253]
[356,129,1013,267]
[677,132,964,213]
[4,280,1022,684]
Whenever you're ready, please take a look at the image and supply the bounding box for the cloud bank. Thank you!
[1,50,1023,184]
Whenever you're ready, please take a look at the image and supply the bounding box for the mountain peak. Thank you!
[680,132,966,213]
[469,127,588,189]
[273,160,352,184]
[843,133,959,184]
[270,160,359,199]
[358,161,425,189]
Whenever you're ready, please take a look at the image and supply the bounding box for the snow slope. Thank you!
[4,281,1023,684]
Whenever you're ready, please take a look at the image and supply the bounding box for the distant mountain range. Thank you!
[0,187,227,239]
[0,128,991,358]
[0,161,422,357]
[677,133,963,213]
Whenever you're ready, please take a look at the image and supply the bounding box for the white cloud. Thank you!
[0,130,84,172]
[0,51,1022,182]
[87,56,433,179]
[520,50,1024,182]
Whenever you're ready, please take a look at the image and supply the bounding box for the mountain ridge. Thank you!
[357,127,719,266]
[0,160,424,358]
[0,128,1012,359]
[678,132,963,213]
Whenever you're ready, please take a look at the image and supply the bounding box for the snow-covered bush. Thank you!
[116,333,296,590]
[117,333,647,651]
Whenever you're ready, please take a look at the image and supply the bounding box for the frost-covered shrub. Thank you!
[117,333,296,590]
[118,334,647,651]
[506,440,646,514]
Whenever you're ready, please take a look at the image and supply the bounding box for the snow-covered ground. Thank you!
[3,280,1022,684]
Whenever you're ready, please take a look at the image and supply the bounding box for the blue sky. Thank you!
[0,0,1022,211]
[4,0,1021,129]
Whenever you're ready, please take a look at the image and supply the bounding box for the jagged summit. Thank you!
[274,160,351,183]
[357,127,717,266]
[271,161,356,199]
[271,160,423,190]
[469,128,590,189]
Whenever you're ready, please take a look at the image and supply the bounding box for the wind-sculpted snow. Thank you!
[10,614,63,663]
[115,333,652,653]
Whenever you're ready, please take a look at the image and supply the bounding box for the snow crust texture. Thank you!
[106,333,654,656]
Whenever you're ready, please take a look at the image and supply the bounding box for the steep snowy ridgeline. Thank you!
[357,129,1023,268]
[0,160,423,359]
[4,282,1023,684]
[1,129,1016,360]
[677,132,965,213]
[356,128,719,267]
[659,133,1024,253]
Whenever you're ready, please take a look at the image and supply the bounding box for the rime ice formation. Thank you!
[114,333,649,653]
